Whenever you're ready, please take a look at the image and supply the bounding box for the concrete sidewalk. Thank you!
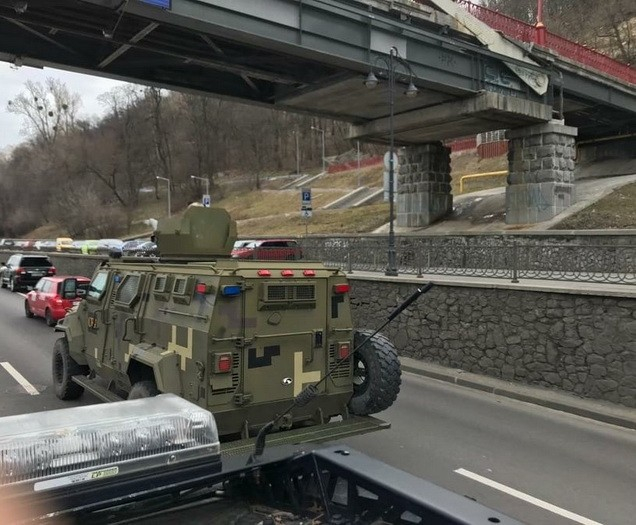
[400,356,636,430]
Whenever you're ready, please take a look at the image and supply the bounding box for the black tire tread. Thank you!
[45,309,56,327]
[53,337,88,400]
[348,329,401,416]
[24,300,34,318]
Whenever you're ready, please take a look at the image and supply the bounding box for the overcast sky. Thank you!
[0,62,130,153]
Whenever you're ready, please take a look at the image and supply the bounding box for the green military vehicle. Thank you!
[52,206,402,445]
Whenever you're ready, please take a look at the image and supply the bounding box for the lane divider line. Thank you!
[454,468,603,525]
[0,361,40,396]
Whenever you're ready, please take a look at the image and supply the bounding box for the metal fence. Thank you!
[299,237,636,285]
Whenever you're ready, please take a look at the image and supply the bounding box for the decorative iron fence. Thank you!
[300,236,636,285]
[451,0,636,85]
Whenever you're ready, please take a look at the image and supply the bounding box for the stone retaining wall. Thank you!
[350,279,636,407]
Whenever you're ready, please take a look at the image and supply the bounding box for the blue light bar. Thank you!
[221,285,242,297]
[140,0,171,9]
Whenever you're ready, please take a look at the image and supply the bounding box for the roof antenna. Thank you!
[248,283,433,464]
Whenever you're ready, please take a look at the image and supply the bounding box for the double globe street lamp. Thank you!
[364,46,418,276]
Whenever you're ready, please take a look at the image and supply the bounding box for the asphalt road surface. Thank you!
[0,290,634,525]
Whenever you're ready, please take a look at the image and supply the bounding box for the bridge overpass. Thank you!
[1,0,634,225]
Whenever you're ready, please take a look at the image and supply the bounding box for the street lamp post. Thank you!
[293,129,300,176]
[364,46,418,276]
[310,125,326,173]
[190,175,210,201]
[156,176,171,218]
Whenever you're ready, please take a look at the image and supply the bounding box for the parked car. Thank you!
[133,241,159,257]
[56,237,74,252]
[34,239,56,251]
[24,276,90,326]
[0,254,56,292]
[121,239,146,256]
[231,239,302,260]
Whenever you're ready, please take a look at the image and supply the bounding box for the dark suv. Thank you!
[0,254,56,292]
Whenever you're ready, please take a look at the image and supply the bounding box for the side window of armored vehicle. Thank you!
[114,274,142,308]
[172,276,194,305]
[153,274,172,301]
[87,271,108,300]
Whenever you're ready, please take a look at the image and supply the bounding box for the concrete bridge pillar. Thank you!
[505,121,577,224]
[397,142,452,227]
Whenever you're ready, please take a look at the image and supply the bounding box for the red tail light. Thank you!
[16,267,25,275]
[47,267,56,275]
[217,354,232,373]
[333,284,350,294]
[338,342,350,359]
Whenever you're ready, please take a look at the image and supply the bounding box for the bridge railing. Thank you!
[300,236,636,285]
[452,0,636,85]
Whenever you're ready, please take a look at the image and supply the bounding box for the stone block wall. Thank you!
[350,279,636,407]
[397,142,452,227]
[506,120,577,224]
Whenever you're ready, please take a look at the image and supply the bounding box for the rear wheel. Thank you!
[24,300,34,318]
[128,380,160,400]
[348,330,401,416]
[9,277,18,293]
[45,308,56,327]
[53,337,88,400]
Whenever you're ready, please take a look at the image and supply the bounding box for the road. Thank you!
[0,290,635,524]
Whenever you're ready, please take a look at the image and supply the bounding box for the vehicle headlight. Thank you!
[0,395,220,492]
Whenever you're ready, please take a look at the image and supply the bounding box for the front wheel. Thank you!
[53,337,88,400]
[45,308,56,327]
[348,330,401,416]
[128,380,160,400]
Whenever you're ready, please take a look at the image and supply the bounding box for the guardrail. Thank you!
[459,170,507,193]
[300,237,636,285]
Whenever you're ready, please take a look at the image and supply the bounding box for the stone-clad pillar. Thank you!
[505,120,577,224]
[397,142,452,227]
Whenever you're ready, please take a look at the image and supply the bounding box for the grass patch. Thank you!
[313,165,383,189]
[552,182,636,230]
[216,188,349,220]
[236,203,389,236]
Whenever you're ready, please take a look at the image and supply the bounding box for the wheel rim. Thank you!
[352,353,369,394]
[10,279,14,291]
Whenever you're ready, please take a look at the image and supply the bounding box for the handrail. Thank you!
[459,171,507,194]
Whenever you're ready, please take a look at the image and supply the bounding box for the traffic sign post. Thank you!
[202,194,211,207]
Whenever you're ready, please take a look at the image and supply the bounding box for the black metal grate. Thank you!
[211,353,240,395]
[266,284,315,302]
[328,344,351,379]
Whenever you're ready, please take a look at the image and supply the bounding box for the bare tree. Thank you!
[7,78,81,145]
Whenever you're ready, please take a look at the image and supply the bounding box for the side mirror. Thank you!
[76,289,87,298]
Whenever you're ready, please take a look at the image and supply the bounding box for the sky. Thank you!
[0,62,130,153]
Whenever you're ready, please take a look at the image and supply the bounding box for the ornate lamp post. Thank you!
[364,46,418,276]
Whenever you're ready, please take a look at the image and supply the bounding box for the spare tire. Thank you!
[348,329,401,416]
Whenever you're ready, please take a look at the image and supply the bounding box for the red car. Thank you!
[231,239,302,260]
[24,276,90,326]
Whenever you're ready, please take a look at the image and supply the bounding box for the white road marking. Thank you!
[0,361,40,395]
[454,468,603,525]
[18,292,27,298]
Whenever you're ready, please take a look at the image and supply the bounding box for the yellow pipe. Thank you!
[459,170,507,194]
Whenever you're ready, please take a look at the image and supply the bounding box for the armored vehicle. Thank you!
[53,206,402,443]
